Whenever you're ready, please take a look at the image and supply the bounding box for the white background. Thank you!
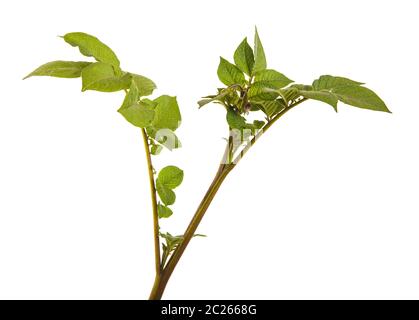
[1,0,418,299]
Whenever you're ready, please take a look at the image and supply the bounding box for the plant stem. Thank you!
[141,129,161,277]
[149,160,234,299]
[148,98,308,299]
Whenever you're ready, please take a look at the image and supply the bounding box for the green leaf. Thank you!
[81,62,131,92]
[310,75,389,112]
[131,74,157,97]
[217,57,245,86]
[160,232,206,266]
[118,80,157,127]
[151,144,163,155]
[198,98,217,108]
[152,95,182,131]
[158,204,173,218]
[253,69,293,89]
[248,83,279,100]
[252,100,285,117]
[291,84,313,91]
[160,231,206,266]
[226,108,246,129]
[160,232,184,256]
[253,27,267,74]
[63,32,120,70]
[160,232,205,249]
[277,87,301,104]
[157,166,184,189]
[312,75,363,91]
[299,90,338,111]
[198,87,236,108]
[333,85,390,112]
[233,38,255,76]
[156,179,176,205]
[24,61,91,79]
[118,101,155,127]
[160,232,183,245]
[119,80,139,108]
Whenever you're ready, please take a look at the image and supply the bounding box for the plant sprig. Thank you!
[25,32,186,278]
[25,28,390,300]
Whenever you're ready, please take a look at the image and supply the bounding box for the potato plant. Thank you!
[25,29,390,299]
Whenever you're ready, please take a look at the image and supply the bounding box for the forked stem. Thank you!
[148,99,307,300]
[149,162,234,299]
